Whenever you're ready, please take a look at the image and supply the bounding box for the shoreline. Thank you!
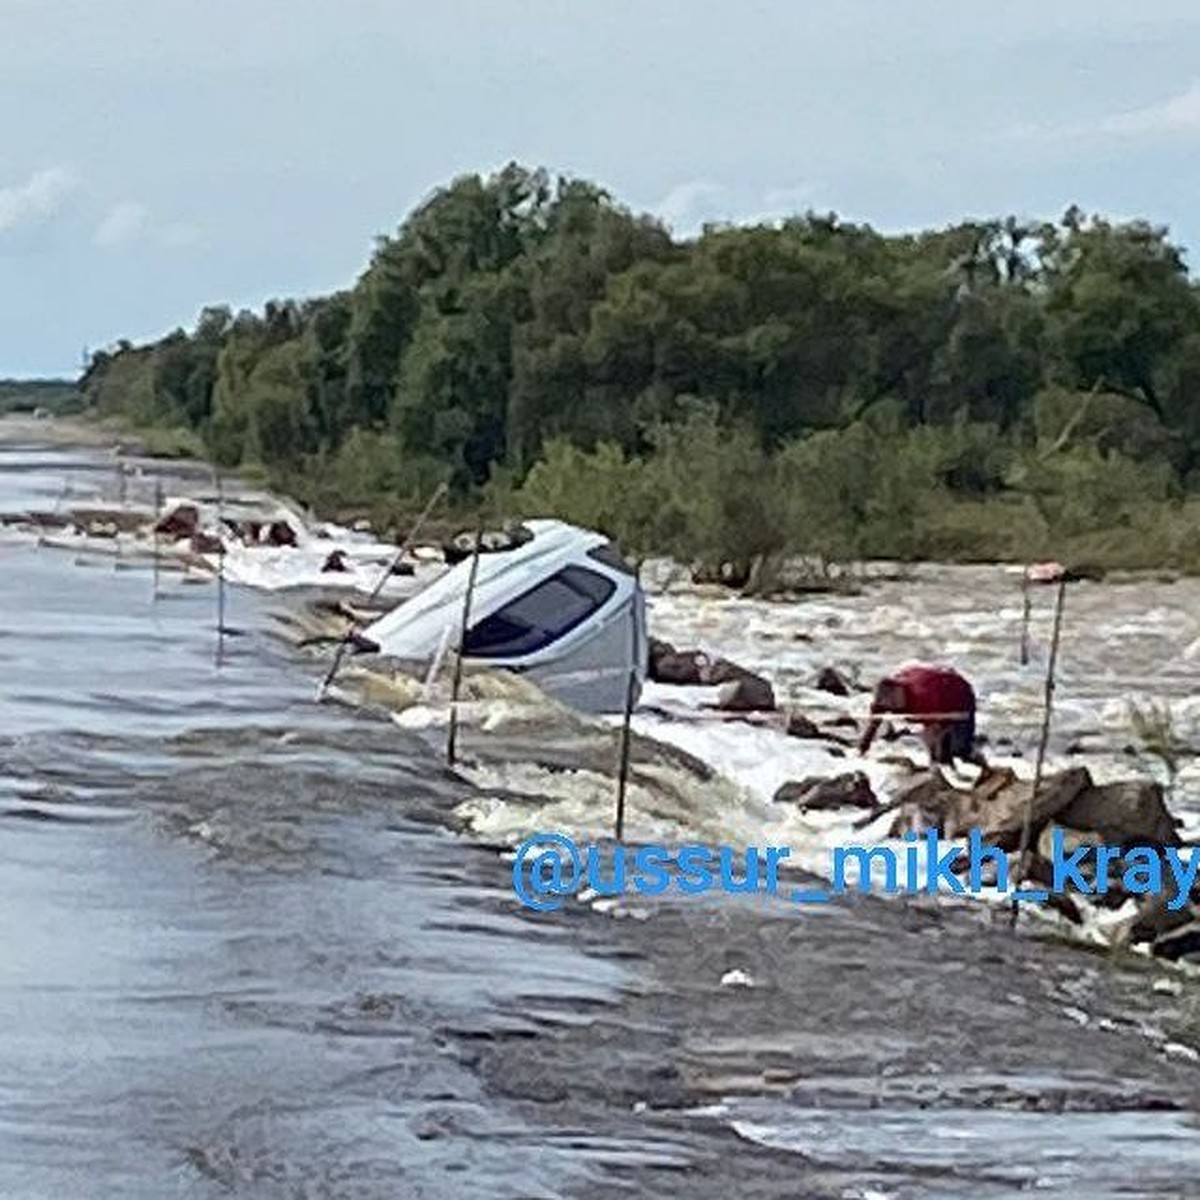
[4,413,1199,585]
[0,411,140,450]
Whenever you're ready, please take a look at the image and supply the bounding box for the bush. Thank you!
[775,421,942,563]
[1009,444,1175,538]
[507,438,653,551]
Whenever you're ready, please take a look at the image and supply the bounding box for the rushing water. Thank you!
[5,425,1200,1199]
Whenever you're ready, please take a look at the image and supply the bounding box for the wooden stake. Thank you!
[152,476,163,599]
[446,520,484,768]
[1011,575,1067,924]
[215,471,226,667]
[614,564,641,843]
[317,481,447,700]
[1019,567,1032,666]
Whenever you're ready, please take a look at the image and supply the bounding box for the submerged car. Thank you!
[358,519,648,714]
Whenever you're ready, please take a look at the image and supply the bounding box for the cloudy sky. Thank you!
[4,0,1200,376]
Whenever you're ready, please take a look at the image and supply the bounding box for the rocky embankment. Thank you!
[648,635,1200,962]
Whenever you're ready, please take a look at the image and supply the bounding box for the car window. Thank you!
[463,566,616,657]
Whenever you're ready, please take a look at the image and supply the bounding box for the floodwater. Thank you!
[4,423,1200,1199]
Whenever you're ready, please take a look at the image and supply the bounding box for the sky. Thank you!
[4,0,1200,376]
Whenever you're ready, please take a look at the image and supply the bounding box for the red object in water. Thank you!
[859,664,978,764]
[892,663,975,716]
[1026,561,1065,584]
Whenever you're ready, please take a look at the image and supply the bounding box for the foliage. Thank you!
[0,379,84,415]
[77,166,1200,572]
[1128,699,1190,801]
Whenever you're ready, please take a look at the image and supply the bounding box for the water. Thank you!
[0,438,638,1198]
[5,423,1200,1198]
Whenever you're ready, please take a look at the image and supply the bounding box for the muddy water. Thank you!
[0,440,639,1198]
[5,426,1200,1198]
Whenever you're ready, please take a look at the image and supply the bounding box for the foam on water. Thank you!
[11,435,1200,1196]
[14,464,1200,949]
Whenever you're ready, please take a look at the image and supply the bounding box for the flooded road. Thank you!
[0,439,639,1198]
[5,423,1200,1198]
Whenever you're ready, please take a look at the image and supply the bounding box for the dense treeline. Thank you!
[0,379,83,415]
[81,163,1200,575]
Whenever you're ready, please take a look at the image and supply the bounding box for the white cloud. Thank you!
[1007,79,1200,147]
[0,166,76,235]
[1100,79,1200,135]
[652,180,729,232]
[745,183,816,226]
[93,202,201,251]
[651,179,817,236]
[93,200,149,248]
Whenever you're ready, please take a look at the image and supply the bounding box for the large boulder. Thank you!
[774,771,876,811]
[714,673,776,713]
[703,656,756,685]
[154,503,200,541]
[1056,780,1181,850]
[885,766,1093,849]
[648,641,774,701]
[265,519,298,548]
[648,639,709,685]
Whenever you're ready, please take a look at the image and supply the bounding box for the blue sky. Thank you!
[4,0,1200,376]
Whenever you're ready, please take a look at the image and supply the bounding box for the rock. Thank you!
[703,657,757,686]
[882,768,1184,922]
[1016,854,1087,925]
[690,561,752,589]
[20,510,72,530]
[1034,822,1129,906]
[1057,779,1181,850]
[714,673,776,712]
[154,503,199,540]
[1152,921,1200,963]
[265,520,298,548]
[648,640,710,685]
[960,767,1095,848]
[321,549,349,573]
[774,771,876,811]
[390,561,415,577]
[648,641,775,705]
[884,773,960,836]
[815,666,854,696]
[73,507,146,535]
[885,766,1093,848]
[785,712,822,739]
[190,530,223,555]
[648,637,676,670]
[1130,893,1198,946]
